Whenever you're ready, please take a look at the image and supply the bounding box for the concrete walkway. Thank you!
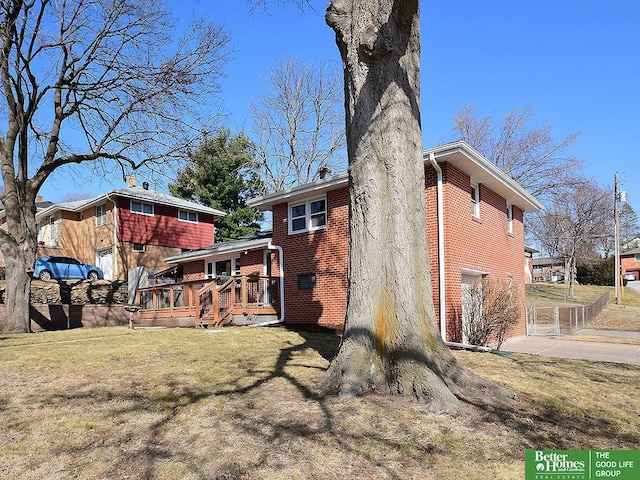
[501,330,640,365]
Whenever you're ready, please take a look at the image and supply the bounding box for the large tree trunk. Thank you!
[0,165,38,334]
[3,249,34,334]
[325,0,515,412]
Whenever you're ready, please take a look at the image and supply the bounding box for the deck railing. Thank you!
[137,275,280,327]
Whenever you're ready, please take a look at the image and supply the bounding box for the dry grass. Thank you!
[1,326,638,480]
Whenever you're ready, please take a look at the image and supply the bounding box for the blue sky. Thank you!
[40,0,640,209]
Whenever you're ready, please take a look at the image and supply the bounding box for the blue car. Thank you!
[33,255,104,281]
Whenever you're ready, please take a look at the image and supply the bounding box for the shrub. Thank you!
[462,277,522,350]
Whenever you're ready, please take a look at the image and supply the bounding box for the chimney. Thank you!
[36,195,43,202]
[319,166,331,180]
[127,176,136,188]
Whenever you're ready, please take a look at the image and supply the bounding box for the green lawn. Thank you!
[1,326,638,479]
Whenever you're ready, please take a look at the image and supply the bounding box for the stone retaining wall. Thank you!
[0,280,130,331]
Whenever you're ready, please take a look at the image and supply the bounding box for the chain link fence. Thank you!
[525,291,610,336]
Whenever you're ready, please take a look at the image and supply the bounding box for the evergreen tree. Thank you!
[170,130,265,242]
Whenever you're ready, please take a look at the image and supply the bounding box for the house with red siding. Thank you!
[145,141,542,343]
[25,180,224,281]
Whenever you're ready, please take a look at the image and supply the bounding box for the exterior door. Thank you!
[97,248,113,280]
[461,274,481,344]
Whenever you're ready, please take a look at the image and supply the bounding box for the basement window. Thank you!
[298,274,316,290]
[133,243,145,252]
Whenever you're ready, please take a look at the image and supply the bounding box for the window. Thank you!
[178,210,198,223]
[96,204,106,227]
[298,274,316,290]
[471,183,480,217]
[635,254,640,262]
[133,243,145,252]
[289,197,327,234]
[49,216,55,244]
[131,200,154,216]
[506,204,513,233]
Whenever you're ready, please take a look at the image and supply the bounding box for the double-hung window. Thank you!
[178,210,198,223]
[96,204,106,227]
[289,197,327,234]
[131,200,154,216]
[471,182,480,218]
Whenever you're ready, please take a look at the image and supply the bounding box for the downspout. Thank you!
[428,152,447,341]
[105,192,119,280]
[250,241,285,327]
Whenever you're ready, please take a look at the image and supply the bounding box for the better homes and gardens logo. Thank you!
[526,450,639,480]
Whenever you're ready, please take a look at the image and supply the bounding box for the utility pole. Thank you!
[614,173,621,304]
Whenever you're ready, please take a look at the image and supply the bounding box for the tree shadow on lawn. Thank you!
[463,354,640,450]
[38,329,639,479]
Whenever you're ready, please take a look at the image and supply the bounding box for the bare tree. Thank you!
[529,182,612,297]
[250,57,346,191]
[453,103,584,202]
[0,0,231,333]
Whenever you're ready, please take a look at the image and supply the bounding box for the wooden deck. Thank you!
[136,275,281,328]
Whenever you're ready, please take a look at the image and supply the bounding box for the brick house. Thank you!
[621,247,640,280]
[1,180,224,281]
[531,257,568,283]
[154,141,542,343]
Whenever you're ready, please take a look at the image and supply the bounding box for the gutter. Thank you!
[428,152,447,341]
[249,242,285,327]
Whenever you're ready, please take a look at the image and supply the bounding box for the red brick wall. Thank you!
[272,188,349,327]
[274,163,527,341]
[182,260,204,281]
[439,163,526,341]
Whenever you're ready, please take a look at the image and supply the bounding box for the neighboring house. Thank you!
[144,141,542,344]
[524,246,539,284]
[1,180,225,281]
[531,257,567,283]
[621,247,640,281]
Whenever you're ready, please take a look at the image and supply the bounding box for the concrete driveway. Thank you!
[501,330,640,365]
[626,280,640,293]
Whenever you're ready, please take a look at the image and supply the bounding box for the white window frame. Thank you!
[506,204,513,233]
[471,182,480,218]
[96,204,106,227]
[205,257,241,280]
[49,215,55,244]
[130,200,154,216]
[178,209,198,223]
[288,196,327,234]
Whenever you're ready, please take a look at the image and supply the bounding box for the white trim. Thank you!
[461,267,490,277]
